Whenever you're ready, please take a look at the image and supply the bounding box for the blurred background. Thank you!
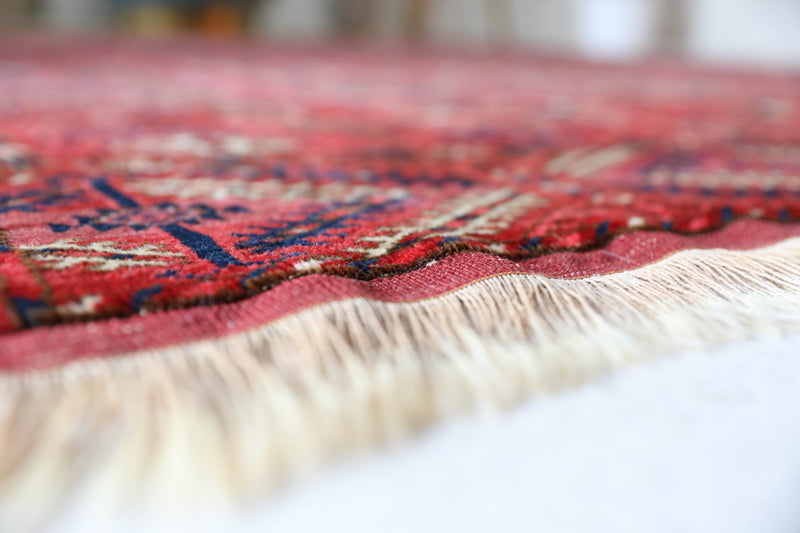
[0,0,799,67]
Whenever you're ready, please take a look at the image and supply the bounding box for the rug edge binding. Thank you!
[3,238,800,528]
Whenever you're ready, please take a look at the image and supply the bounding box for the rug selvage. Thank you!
[3,237,800,530]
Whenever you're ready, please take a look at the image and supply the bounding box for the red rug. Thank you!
[2,38,800,526]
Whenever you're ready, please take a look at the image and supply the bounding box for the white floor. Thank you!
[55,335,800,533]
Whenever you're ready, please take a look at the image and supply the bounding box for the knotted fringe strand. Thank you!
[4,239,800,530]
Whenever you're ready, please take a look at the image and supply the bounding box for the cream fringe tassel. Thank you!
[4,239,800,529]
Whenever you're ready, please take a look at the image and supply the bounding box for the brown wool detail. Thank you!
[3,239,800,529]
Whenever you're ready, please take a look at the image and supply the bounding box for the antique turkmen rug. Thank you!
[1,38,800,526]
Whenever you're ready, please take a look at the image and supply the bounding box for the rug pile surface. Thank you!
[1,38,800,527]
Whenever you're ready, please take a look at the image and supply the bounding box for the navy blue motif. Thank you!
[92,177,140,208]
[235,200,397,255]
[161,223,243,268]
[130,285,163,311]
[49,203,248,233]
[1,188,83,215]
[9,297,49,328]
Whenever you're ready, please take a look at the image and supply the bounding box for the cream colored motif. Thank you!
[55,294,103,315]
[349,189,548,258]
[19,240,182,271]
[126,177,408,202]
[546,144,637,178]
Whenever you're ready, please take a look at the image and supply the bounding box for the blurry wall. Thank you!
[4,0,800,67]
[686,0,800,67]
[259,0,800,67]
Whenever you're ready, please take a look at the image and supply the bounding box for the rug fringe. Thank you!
[4,239,800,529]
